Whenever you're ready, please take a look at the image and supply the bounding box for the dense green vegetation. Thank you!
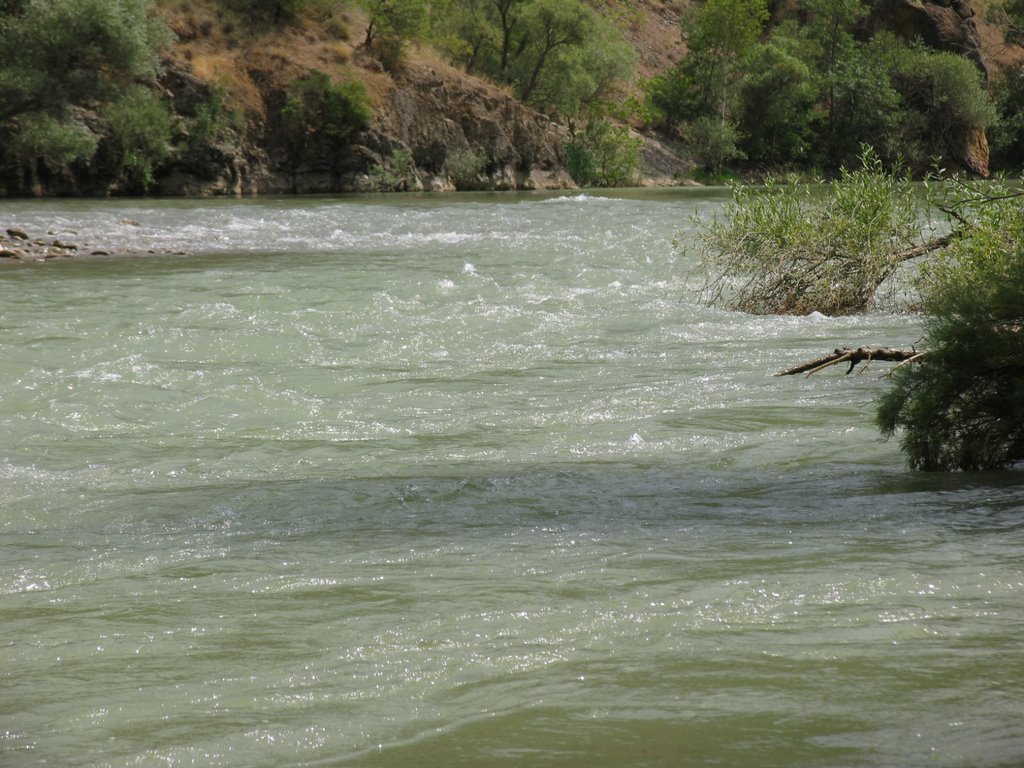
[990,62,1024,170]
[691,151,926,315]
[878,180,1024,470]
[647,0,998,174]
[0,0,172,193]
[694,158,1024,470]
[279,70,372,175]
[431,0,634,115]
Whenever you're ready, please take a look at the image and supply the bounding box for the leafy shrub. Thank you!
[565,139,597,187]
[445,147,485,188]
[687,116,745,173]
[887,43,997,170]
[986,0,1024,45]
[878,181,1024,470]
[7,112,97,174]
[692,150,925,315]
[643,65,701,132]
[365,147,416,191]
[989,64,1024,172]
[280,70,372,168]
[102,85,175,191]
[183,87,244,161]
[565,119,642,187]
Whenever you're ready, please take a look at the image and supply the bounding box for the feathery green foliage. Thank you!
[645,0,999,173]
[989,63,1024,172]
[877,182,1024,471]
[6,112,98,174]
[886,41,997,168]
[694,157,1024,470]
[693,150,924,315]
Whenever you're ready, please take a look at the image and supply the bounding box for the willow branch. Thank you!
[893,231,957,262]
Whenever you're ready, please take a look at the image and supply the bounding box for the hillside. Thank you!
[152,0,1024,194]
[151,0,693,195]
[0,0,1021,197]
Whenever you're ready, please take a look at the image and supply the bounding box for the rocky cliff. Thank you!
[155,17,592,196]
[155,65,580,195]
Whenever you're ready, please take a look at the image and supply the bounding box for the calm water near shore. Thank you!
[1,190,1022,767]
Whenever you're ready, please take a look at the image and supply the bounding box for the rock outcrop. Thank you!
[155,56,576,195]
[359,62,574,192]
[867,0,987,75]
[156,68,270,196]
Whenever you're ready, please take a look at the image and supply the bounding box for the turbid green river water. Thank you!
[1,190,1022,767]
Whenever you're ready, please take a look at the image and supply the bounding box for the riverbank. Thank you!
[0,225,184,263]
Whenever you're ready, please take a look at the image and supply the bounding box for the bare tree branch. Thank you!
[775,346,924,377]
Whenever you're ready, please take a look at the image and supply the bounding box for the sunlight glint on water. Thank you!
[1,190,1022,768]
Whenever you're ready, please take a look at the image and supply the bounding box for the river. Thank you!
[1,190,1022,767]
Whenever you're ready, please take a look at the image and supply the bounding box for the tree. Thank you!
[989,63,1024,171]
[360,0,428,52]
[814,36,903,166]
[433,0,632,117]
[0,0,168,117]
[490,0,529,79]
[644,62,702,133]
[0,0,170,191]
[101,85,175,192]
[433,0,496,74]
[510,0,591,102]
[683,0,768,128]
[800,0,868,137]
[511,0,633,114]
[646,0,767,170]
[877,183,1024,470]
[736,39,816,164]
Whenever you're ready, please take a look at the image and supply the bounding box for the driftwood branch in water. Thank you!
[775,346,925,377]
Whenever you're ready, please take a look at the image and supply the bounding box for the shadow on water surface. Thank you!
[71,460,1024,544]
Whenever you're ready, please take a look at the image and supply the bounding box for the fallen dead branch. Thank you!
[775,346,924,377]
